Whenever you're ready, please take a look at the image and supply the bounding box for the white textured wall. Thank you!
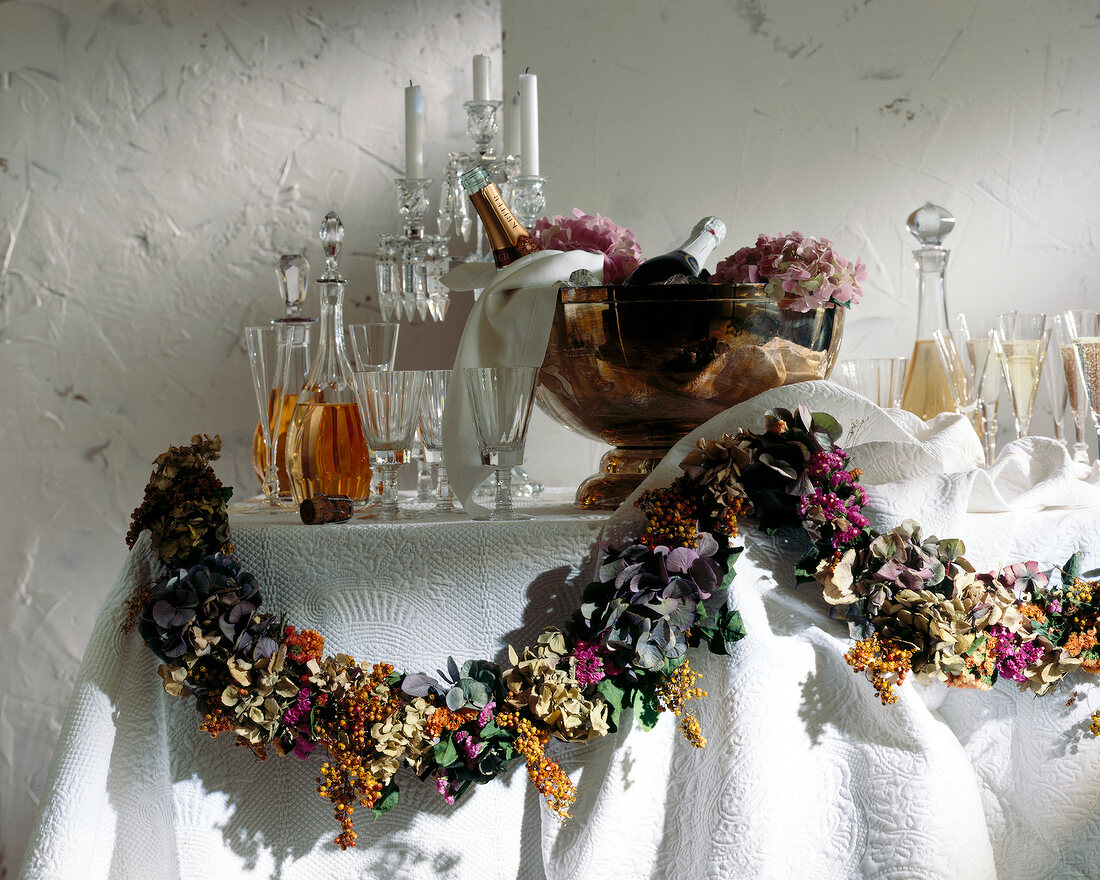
[0,1,499,871]
[4,0,1100,871]
[506,0,1100,471]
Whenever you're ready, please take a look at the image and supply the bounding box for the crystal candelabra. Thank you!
[376,178,452,323]
[437,100,548,262]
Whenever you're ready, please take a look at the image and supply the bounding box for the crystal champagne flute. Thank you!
[1067,310,1100,461]
[419,370,455,512]
[1056,311,1093,462]
[464,366,539,521]
[956,311,1006,465]
[244,324,297,509]
[995,312,1051,439]
[352,369,425,520]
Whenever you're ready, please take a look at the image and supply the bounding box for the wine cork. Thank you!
[299,494,353,525]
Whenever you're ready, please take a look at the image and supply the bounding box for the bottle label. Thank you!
[678,251,700,275]
[469,180,539,269]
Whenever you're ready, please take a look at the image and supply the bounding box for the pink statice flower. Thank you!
[797,448,869,550]
[986,624,1044,683]
[533,208,642,284]
[571,638,606,686]
[710,231,866,312]
[292,735,317,760]
[436,774,457,805]
[476,700,497,729]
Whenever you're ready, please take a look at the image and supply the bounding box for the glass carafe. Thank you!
[900,203,960,420]
[252,254,315,497]
[285,213,373,504]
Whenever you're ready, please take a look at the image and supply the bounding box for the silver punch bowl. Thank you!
[536,282,845,509]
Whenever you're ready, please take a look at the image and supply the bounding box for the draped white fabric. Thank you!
[20,384,1100,880]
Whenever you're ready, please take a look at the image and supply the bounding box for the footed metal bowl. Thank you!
[536,283,844,509]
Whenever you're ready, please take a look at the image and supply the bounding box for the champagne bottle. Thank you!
[460,165,542,269]
[624,216,726,285]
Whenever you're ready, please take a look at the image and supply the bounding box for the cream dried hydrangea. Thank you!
[503,628,609,742]
[369,696,435,782]
[220,648,299,743]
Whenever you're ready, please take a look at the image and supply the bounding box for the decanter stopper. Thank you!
[906,203,955,246]
[319,211,346,282]
[276,254,310,319]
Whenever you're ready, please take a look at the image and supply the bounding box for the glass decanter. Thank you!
[285,213,373,504]
[900,203,961,420]
[251,254,316,498]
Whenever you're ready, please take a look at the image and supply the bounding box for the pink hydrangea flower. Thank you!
[710,231,866,312]
[533,209,642,284]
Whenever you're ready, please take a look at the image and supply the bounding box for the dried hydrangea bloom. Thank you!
[680,431,755,522]
[532,208,642,284]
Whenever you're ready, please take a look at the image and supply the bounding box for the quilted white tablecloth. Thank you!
[19,383,1100,880]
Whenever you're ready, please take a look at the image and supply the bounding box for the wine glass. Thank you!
[835,357,908,407]
[1066,310,1100,461]
[352,369,425,520]
[956,311,1007,466]
[244,324,298,509]
[419,369,455,513]
[1055,311,1093,463]
[995,312,1051,439]
[347,322,400,370]
[464,366,539,521]
[934,326,998,465]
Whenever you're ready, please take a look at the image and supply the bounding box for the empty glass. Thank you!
[835,357,909,407]
[956,311,1007,465]
[935,326,997,465]
[1067,310,1100,463]
[419,370,455,512]
[347,322,400,370]
[995,312,1051,439]
[1056,311,1094,463]
[352,369,425,520]
[244,324,299,509]
[464,366,539,521]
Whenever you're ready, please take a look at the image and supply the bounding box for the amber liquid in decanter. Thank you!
[285,399,372,502]
[901,338,957,420]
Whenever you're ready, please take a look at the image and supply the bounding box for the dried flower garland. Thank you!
[122,412,1100,850]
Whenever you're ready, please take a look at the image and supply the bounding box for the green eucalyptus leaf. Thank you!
[433,736,459,768]
[445,687,465,711]
[631,685,662,731]
[810,411,843,444]
[461,680,491,707]
[597,678,626,730]
[479,720,510,741]
[1062,553,1081,587]
[372,784,399,818]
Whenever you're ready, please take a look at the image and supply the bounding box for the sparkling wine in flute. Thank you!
[285,401,373,503]
[999,338,1046,436]
[900,339,958,421]
[1061,343,1085,420]
[624,216,726,285]
[460,165,542,269]
[1074,338,1100,431]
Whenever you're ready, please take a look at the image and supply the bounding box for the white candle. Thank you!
[519,72,539,176]
[472,54,491,102]
[404,83,423,179]
[503,91,521,157]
